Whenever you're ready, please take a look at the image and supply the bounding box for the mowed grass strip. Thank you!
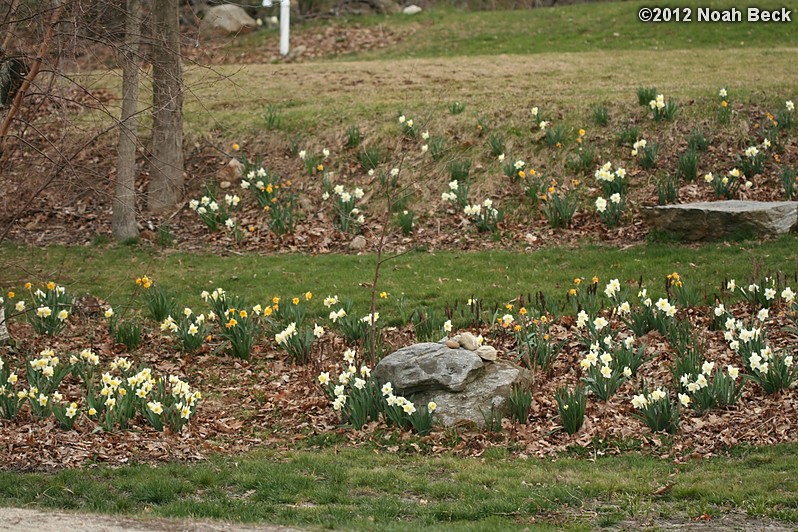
[0,444,797,529]
[2,236,795,319]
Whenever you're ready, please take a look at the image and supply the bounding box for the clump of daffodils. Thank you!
[274,320,322,365]
[189,189,237,233]
[677,361,743,416]
[381,381,437,435]
[703,169,746,199]
[649,93,677,121]
[631,385,680,433]
[579,342,629,401]
[398,114,416,137]
[441,179,468,209]
[319,351,380,428]
[503,158,537,185]
[738,141,767,178]
[594,162,626,196]
[161,308,211,353]
[24,282,72,337]
[594,192,624,228]
[318,350,437,435]
[593,162,627,228]
[325,184,365,234]
[298,147,329,175]
[716,87,731,123]
[463,198,501,233]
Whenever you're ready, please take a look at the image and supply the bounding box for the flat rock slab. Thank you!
[642,200,798,241]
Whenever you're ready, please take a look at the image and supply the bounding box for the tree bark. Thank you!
[112,0,141,240]
[148,0,184,212]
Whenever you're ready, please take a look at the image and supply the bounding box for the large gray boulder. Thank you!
[373,342,531,426]
[200,5,257,36]
[372,342,484,394]
[642,200,798,241]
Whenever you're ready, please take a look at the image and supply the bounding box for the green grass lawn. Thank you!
[2,236,795,320]
[1,444,797,529]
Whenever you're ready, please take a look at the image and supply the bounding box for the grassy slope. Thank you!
[81,1,798,137]
[1,237,795,318]
[187,47,798,138]
[242,0,798,59]
[1,444,797,528]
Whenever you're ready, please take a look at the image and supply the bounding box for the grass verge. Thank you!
[2,236,795,319]
[1,444,797,529]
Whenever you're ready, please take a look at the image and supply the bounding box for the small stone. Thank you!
[349,235,367,250]
[445,339,460,349]
[217,158,243,184]
[285,45,307,62]
[403,4,422,15]
[298,196,314,212]
[476,345,497,361]
[219,181,231,189]
[458,332,479,351]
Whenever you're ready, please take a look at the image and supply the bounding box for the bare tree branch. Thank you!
[0,0,68,145]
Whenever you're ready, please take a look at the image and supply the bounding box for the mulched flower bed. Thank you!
[1,296,796,471]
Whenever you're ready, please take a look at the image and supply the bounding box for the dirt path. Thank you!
[0,507,300,532]
[2,505,797,531]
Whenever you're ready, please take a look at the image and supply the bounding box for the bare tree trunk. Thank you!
[148,0,183,212]
[112,0,141,240]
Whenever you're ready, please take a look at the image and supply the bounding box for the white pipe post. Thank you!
[280,0,290,56]
[262,0,290,56]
